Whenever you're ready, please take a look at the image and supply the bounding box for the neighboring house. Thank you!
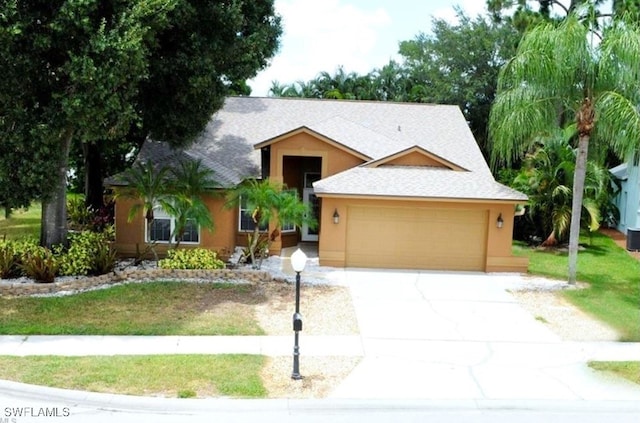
[610,162,639,234]
[108,96,528,272]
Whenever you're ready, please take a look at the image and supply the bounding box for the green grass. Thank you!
[513,232,640,341]
[0,355,267,398]
[0,282,266,335]
[588,361,640,385]
[0,204,41,240]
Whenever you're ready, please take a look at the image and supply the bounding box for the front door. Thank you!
[302,173,321,242]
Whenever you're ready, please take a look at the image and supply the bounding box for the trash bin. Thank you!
[627,228,640,251]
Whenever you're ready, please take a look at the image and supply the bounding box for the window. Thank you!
[146,207,200,244]
[239,197,267,232]
[149,218,171,242]
[238,196,295,232]
[280,189,297,233]
[181,219,199,243]
[281,220,295,232]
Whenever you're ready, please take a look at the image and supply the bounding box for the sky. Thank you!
[248,0,488,96]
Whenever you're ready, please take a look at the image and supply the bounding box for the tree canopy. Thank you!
[269,10,519,159]
[0,1,282,247]
[489,13,640,283]
[487,0,640,30]
[398,10,520,154]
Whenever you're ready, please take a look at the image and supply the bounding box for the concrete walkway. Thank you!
[0,335,363,357]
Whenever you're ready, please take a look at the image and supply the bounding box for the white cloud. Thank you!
[247,0,493,97]
[432,0,488,23]
[249,0,391,96]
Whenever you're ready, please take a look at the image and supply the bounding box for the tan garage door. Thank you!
[346,205,488,271]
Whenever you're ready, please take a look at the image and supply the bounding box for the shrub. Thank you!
[1,239,40,279]
[67,196,93,230]
[56,230,117,276]
[19,247,58,283]
[159,248,225,270]
[0,241,20,279]
[67,196,115,232]
[92,240,118,275]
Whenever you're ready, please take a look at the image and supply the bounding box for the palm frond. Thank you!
[594,91,640,161]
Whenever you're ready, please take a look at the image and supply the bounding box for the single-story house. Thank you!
[109,96,528,272]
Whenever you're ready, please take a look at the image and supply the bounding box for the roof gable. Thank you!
[364,146,468,171]
[254,126,371,161]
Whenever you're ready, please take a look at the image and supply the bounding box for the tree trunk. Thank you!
[83,141,104,211]
[40,128,74,248]
[568,133,589,285]
[541,231,558,247]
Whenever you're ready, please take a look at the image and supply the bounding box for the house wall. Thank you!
[317,196,528,272]
[615,164,640,234]
[268,132,365,183]
[113,194,237,260]
[383,152,446,167]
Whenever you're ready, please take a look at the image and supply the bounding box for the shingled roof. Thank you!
[119,96,525,202]
[189,96,492,176]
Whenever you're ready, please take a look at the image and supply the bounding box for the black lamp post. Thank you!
[290,248,307,380]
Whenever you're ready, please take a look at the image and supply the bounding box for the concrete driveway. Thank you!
[324,269,640,401]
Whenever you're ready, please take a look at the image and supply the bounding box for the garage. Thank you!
[345,205,488,271]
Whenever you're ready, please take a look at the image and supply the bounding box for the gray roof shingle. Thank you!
[123,96,526,201]
[189,96,492,175]
[313,166,528,202]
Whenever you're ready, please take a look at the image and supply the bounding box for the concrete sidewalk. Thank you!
[0,335,638,361]
[0,335,363,357]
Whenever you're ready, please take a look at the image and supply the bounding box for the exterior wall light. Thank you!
[333,209,340,224]
[496,213,504,229]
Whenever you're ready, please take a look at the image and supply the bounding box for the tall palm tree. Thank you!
[489,13,640,284]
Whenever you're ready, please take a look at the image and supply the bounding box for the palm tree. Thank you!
[513,129,610,246]
[226,179,315,268]
[114,161,170,235]
[164,159,217,249]
[113,161,170,261]
[489,13,640,284]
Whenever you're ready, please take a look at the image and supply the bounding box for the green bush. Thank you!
[159,248,225,270]
[92,240,118,275]
[0,240,20,279]
[1,239,40,279]
[19,246,58,283]
[67,196,93,229]
[56,230,117,276]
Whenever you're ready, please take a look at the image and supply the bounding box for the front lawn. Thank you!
[513,231,640,341]
[0,354,267,398]
[0,204,41,240]
[0,282,265,335]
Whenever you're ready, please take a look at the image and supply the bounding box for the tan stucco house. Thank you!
[110,96,528,272]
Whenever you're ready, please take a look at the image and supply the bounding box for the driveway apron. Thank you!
[327,269,640,401]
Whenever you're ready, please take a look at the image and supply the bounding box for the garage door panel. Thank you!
[346,206,487,271]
